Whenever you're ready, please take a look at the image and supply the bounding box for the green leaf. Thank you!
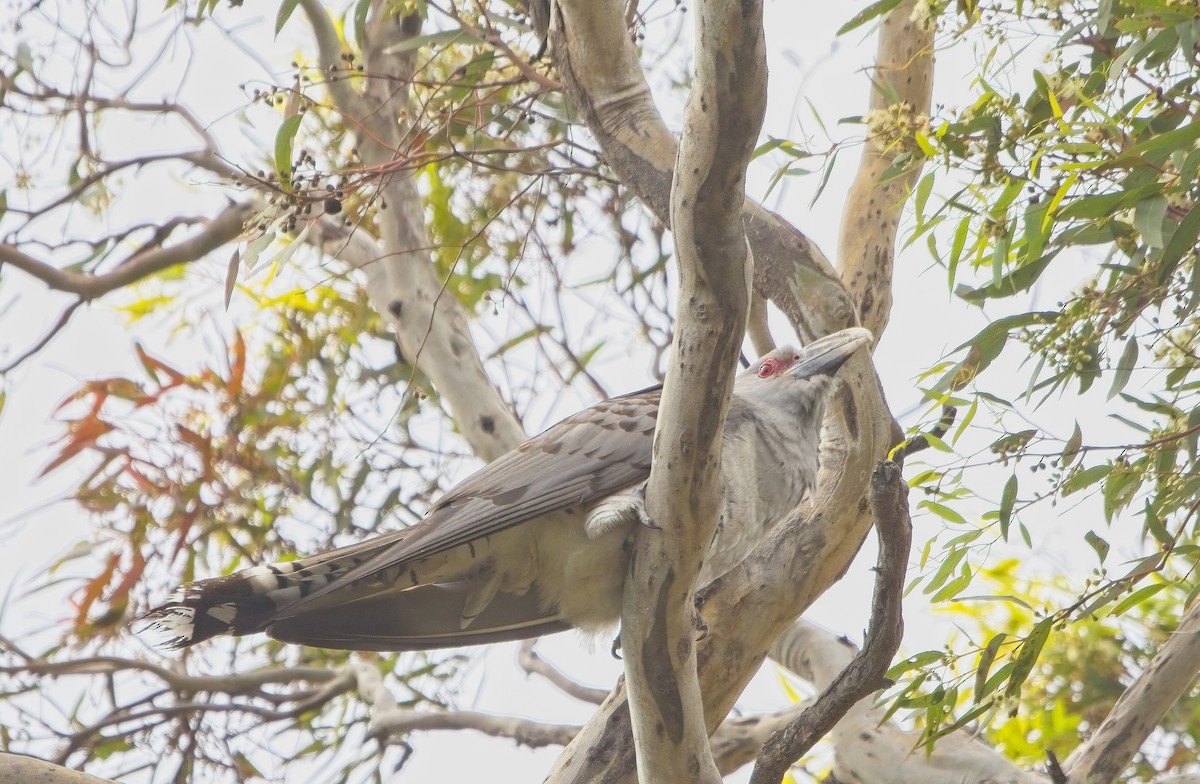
[1158,202,1200,282]
[353,0,371,45]
[948,217,970,287]
[925,546,968,596]
[385,28,483,54]
[998,474,1017,540]
[1111,582,1170,617]
[1058,182,1161,220]
[1005,618,1053,699]
[931,561,973,602]
[1061,420,1083,466]
[275,0,300,35]
[955,252,1057,303]
[919,500,967,525]
[223,248,240,311]
[952,397,978,445]
[1062,464,1111,496]
[1102,468,1139,521]
[932,312,1057,393]
[885,650,945,681]
[974,633,1007,702]
[1186,406,1200,461]
[1107,337,1139,400]
[1118,119,1200,166]
[1134,195,1167,248]
[1084,530,1110,564]
[241,230,277,274]
[273,115,303,190]
[837,0,904,35]
[914,171,935,225]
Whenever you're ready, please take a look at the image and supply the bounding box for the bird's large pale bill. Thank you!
[788,327,873,379]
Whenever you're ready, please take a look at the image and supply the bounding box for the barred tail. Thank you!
[138,558,357,649]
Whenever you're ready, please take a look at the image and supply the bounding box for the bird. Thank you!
[140,328,872,652]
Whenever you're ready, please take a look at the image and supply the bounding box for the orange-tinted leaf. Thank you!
[40,418,116,477]
[74,553,119,630]
[134,343,186,385]
[228,330,247,398]
[125,464,159,494]
[102,378,146,402]
[108,552,146,605]
[171,510,197,559]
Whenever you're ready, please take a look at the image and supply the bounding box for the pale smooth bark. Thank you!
[620,0,766,779]
[300,0,526,461]
[545,0,930,779]
[838,5,935,336]
[1064,598,1200,784]
[0,755,116,784]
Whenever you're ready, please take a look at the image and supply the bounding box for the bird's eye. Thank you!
[758,359,778,378]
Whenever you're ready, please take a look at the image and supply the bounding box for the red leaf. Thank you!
[228,330,247,398]
[134,343,186,385]
[73,553,119,630]
[40,417,116,477]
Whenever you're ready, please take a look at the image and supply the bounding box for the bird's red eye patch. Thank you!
[758,358,781,378]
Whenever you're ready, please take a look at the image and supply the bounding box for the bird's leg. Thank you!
[584,486,655,537]
[610,634,623,659]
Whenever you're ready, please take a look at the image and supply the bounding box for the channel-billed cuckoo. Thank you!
[141,328,872,651]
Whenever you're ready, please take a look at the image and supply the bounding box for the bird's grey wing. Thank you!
[282,386,661,613]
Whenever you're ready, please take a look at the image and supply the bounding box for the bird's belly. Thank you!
[522,510,630,632]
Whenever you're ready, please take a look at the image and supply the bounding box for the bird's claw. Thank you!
[610,635,623,659]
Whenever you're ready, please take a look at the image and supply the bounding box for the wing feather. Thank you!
[282,386,660,614]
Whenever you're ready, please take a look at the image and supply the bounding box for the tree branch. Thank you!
[710,702,810,776]
[0,754,116,784]
[750,460,910,784]
[0,202,254,300]
[621,0,766,779]
[332,3,526,461]
[837,0,935,335]
[544,2,911,780]
[769,622,1043,784]
[517,641,609,705]
[0,301,82,374]
[1064,597,1200,783]
[0,655,340,695]
[297,0,367,125]
[347,660,577,747]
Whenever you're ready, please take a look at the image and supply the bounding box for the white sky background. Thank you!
[0,0,1152,781]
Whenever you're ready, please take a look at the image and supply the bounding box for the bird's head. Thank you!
[736,328,874,411]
